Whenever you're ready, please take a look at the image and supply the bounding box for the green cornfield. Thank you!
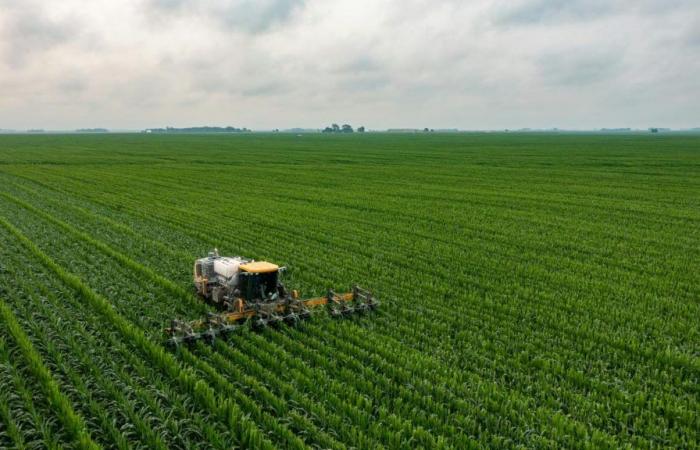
[0,132,698,449]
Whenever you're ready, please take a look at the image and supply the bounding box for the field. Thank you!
[0,132,698,449]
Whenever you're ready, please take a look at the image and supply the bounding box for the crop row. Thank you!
[0,226,246,449]
[0,133,697,449]
[0,193,422,447]
[4,169,697,347]
[5,171,687,388]
[0,217,278,449]
[0,177,696,446]
[0,190,452,447]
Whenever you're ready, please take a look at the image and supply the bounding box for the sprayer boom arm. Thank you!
[165,285,378,346]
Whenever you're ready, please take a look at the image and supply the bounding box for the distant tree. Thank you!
[357,126,365,133]
[322,123,356,133]
[423,127,429,132]
[145,126,248,133]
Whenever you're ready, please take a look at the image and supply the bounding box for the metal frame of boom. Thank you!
[165,285,378,346]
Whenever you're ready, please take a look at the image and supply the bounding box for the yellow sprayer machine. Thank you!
[165,249,378,346]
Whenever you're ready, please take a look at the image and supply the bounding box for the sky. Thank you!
[0,0,698,130]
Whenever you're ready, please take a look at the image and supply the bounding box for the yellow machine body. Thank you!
[239,261,279,273]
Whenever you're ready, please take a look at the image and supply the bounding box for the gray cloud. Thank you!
[241,81,290,97]
[146,0,305,33]
[0,3,81,67]
[336,74,390,92]
[497,0,700,26]
[685,19,700,48]
[334,56,382,74]
[496,0,614,25]
[0,0,698,130]
[218,0,305,33]
[149,0,187,9]
[537,50,623,86]
[56,74,89,94]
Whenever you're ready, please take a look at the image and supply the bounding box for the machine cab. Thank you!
[238,261,283,301]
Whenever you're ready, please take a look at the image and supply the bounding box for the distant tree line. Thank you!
[322,124,365,133]
[144,126,250,133]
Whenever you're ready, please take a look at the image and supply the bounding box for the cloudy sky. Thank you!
[1,0,698,130]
